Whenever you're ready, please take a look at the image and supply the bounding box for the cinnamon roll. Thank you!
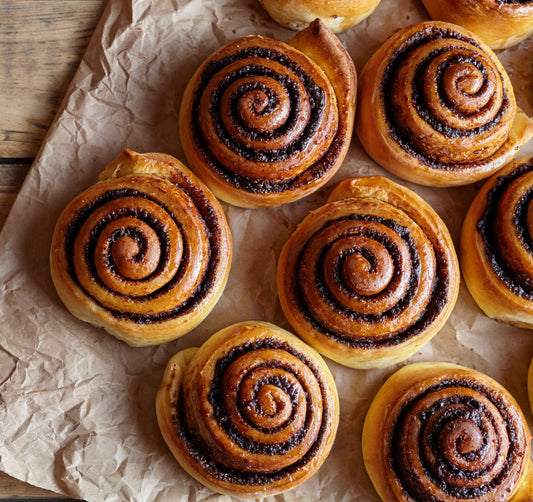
[461,156,533,329]
[356,21,533,187]
[277,176,460,369]
[49,149,232,347]
[258,0,382,33]
[363,362,532,501]
[179,19,356,208]
[421,0,533,49]
[155,321,339,498]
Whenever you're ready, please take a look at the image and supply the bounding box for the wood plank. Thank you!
[0,0,107,158]
[0,471,71,499]
[0,0,107,498]
[0,160,32,231]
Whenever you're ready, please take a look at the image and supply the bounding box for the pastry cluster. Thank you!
[47,7,533,500]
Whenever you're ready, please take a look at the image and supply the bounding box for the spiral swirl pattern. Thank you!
[386,25,512,165]
[156,322,338,497]
[277,177,459,368]
[296,208,438,340]
[179,21,356,207]
[478,159,533,295]
[198,56,337,182]
[461,156,533,328]
[363,363,531,501]
[355,21,533,186]
[50,151,231,346]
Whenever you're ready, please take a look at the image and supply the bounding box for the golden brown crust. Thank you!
[155,321,339,498]
[421,0,533,49]
[363,362,532,501]
[179,19,356,208]
[529,356,533,417]
[460,156,533,328]
[258,0,381,33]
[277,176,459,369]
[355,21,533,187]
[511,454,533,501]
[49,149,232,346]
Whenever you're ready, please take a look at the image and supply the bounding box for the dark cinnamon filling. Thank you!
[381,25,509,170]
[172,338,331,486]
[413,52,507,134]
[293,215,449,348]
[390,379,525,499]
[191,46,342,193]
[64,179,223,323]
[315,227,414,314]
[477,161,533,298]
[216,67,307,155]
[105,227,150,267]
[245,375,300,433]
[84,208,178,290]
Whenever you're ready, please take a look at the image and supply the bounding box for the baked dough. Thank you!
[258,0,381,33]
[356,21,533,187]
[421,0,533,49]
[49,149,232,346]
[277,176,460,368]
[155,321,339,498]
[179,19,356,207]
[461,156,533,329]
[363,362,532,501]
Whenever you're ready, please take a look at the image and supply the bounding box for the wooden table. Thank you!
[0,1,107,498]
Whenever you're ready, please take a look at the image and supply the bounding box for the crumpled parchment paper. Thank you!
[1,0,533,501]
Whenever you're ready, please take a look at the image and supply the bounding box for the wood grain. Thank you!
[0,160,31,231]
[0,0,107,498]
[0,472,70,499]
[0,0,107,159]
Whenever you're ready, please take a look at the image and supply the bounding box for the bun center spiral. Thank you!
[338,237,395,296]
[105,220,165,281]
[296,199,438,341]
[222,349,320,452]
[70,181,209,313]
[232,76,294,133]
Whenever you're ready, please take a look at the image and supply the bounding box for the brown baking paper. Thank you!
[1,0,533,500]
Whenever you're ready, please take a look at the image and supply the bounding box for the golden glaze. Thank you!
[50,149,232,346]
[363,362,532,501]
[277,176,459,368]
[422,0,533,49]
[258,0,382,32]
[179,20,356,207]
[461,156,533,329]
[155,321,339,498]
